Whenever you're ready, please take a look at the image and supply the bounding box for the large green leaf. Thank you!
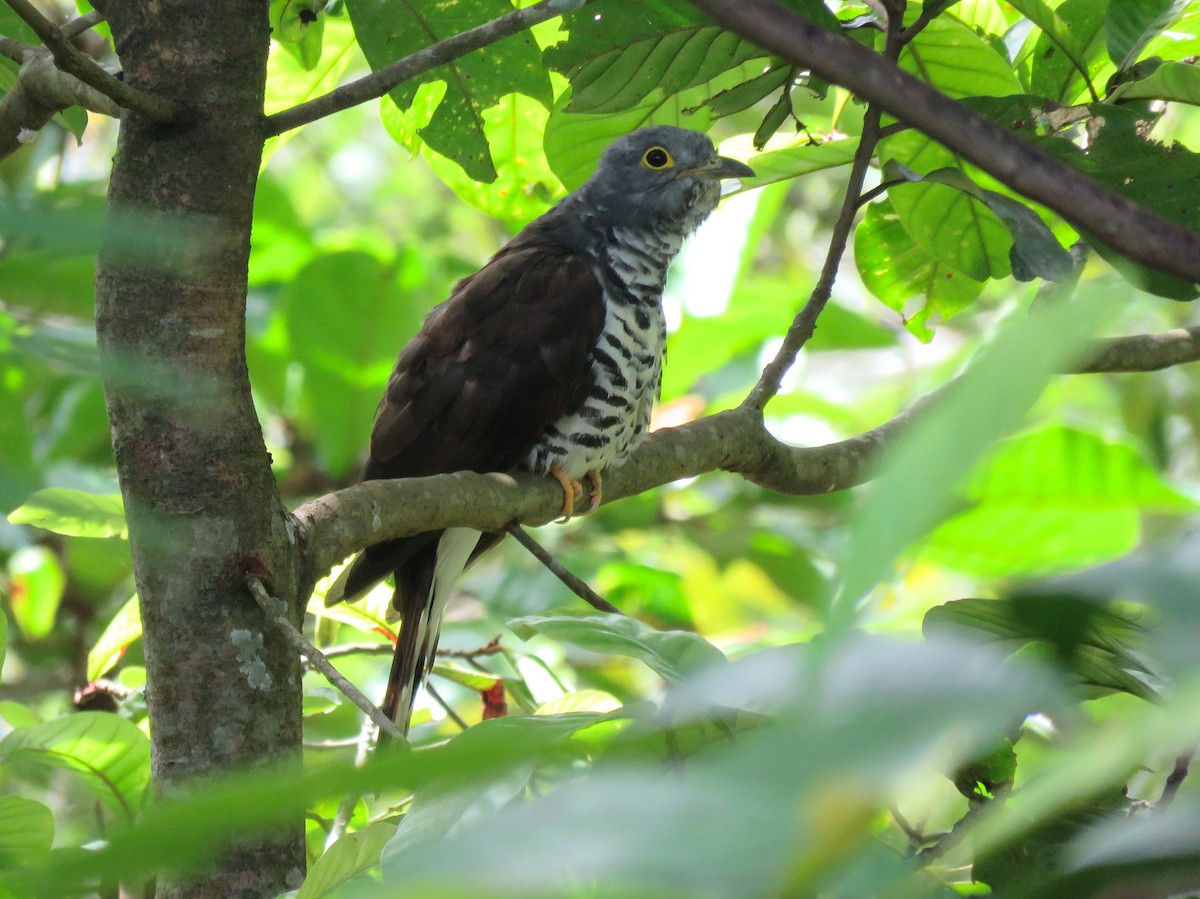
[546,0,835,114]
[508,611,726,683]
[922,426,1195,576]
[1110,59,1200,104]
[0,796,53,867]
[418,93,565,225]
[297,820,398,899]
[346,0,552,183]
[899,15,1023,100]
[735,135,858,190]
[884,161,1074,282]
[1007,0,1095,93]
[1084,119,1200,300]
[855,198,985,341]
[0,714,151,819]
[1105,0,1190,70]
[1030,0,1111,103]
[881,131,1012,282]
[264,17,361,118]
[7,489,127,539]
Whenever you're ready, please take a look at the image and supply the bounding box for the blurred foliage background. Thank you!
[5,0,1200,895]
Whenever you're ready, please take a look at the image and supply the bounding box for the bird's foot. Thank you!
[548,463,584,523]
[584,469,603,514]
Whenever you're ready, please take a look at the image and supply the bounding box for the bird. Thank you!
[325,126,755,732]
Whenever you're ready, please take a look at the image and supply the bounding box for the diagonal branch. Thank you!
[4,0,176,122]
[293,323,1200,587]
[263,0,592,137]
[744,6,904,411]
[686,0,1200,284]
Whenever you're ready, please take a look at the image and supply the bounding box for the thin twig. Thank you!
[742,11,904,411]
[1158,748,1195,810]
[245,575,404,740]
[311,636,506,662]
[425,682,470,731]
[264,0,591,137]
[915,801,990,863]
[5,0,175,122]
[504,522,623,615]
[60,10,104,39]
[324,715,378,850]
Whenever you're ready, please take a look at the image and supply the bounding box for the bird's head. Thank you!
[581,126,755,233]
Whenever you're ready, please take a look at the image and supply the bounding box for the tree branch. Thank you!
[0,43,123,158]
[246,575,404,740]
[293,324,1200,586]
[686,0,1200,284]
[4,0,176,122]
[504,523,623,615]
[263,0,590,138]
[745,8,903,411]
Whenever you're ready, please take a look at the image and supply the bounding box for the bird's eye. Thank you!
[641,146,674,170]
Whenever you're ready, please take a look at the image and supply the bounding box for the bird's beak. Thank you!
[680,155,757,180]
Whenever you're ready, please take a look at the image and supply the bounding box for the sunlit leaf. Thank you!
[6,546,64,641]
[1030,0,1111,103]
[0,796,53,867]
[855,198,984,341]
[899,16,1022,99]
[298,819,398,898]
[87,594,142,681]
[0,713,151,819]
[1111,59,1200,103]
[347,0,552,182]
[431,661,500,692]
[7,488,127,539]
[508,611,726,683]
[1106,0,1190,70]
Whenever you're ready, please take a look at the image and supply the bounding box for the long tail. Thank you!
[381,527,480,734]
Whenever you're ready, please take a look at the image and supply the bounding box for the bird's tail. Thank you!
[381,527,480,734]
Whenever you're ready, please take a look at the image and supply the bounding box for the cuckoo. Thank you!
[326,126,754,731]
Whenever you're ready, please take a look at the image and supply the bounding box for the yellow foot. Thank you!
[584,469,603,514]
[548,462,584,523]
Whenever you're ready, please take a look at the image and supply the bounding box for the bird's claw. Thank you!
[548,465,603,522]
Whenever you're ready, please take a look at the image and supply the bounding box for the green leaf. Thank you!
[7,488,127,539]
[6,546,64,641]
[838,295,1118,612]
[737,134,859,189]
[87,594,143,681]
[924,596,1156,700]
[1007,0,1095,94]
[0,713,151,819]
[1106,0,1189,70]
[270,0,325,71]
[431,660,500,692]
[419,93,565,225]
[899,15,1023,99]
[1084,120,1200,300]
[547,0,835,115]
[298,820,398,898]
[0,796,53,867]
[854,198,984,341]
[264,17,360,119]
[1111,60,1200,105]
[1030,0,1111,103]
[883,161,1075,282]
[508,612,726,683]
[281,251,424,475]
[347,0,552,183]
[881,132,1012,281]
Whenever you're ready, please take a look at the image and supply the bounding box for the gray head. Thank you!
[578,126,755,233]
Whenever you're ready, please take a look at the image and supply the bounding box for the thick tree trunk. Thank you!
[94,1,304,896]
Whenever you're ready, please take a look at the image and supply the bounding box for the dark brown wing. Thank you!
[334,240,607,601]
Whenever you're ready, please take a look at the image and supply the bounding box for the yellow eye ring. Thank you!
[640,146,674,171]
